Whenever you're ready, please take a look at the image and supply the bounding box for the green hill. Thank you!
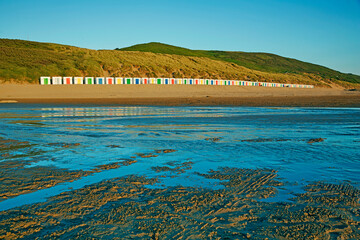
[0,38,359,88]
[117,42,360,84]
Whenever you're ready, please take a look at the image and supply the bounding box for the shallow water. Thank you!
[0,104,359,210]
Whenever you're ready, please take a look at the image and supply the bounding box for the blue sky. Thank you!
[1,0,359,74]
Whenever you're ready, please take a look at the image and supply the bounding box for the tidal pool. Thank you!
[0,105,359,239]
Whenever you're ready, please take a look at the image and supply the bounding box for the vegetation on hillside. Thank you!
[1,39,359,88]
[118,42,360,85]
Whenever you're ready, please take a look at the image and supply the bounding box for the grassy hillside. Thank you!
[118,42,360,84]
[0,38,358,88]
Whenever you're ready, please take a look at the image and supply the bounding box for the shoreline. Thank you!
[1,84,360,107]
[2,96,360,107]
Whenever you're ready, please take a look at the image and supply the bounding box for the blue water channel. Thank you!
[0,104,359,210]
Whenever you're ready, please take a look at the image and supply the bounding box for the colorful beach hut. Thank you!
[142,78,148,84]
[74,77,84,84]
[115,77,123,84]
[156,78,163,84]
[105,77,114,84]
[95,77,104,84]
[85,77,94,84]
[133,78,139,84]
[40,77,50,85]
[63,77,73,85]
[124,78,132,84]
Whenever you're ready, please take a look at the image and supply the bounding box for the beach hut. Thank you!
[194,79,199,85]
[95,77,104,84]
[164,78,169,84]
[40,77,50,85]
[133,78,140,84]
[52,76,62,85]
[124,78,132,84]
[170,78,175,84]
[105,77,114,84]
[63,77,73,85]
[189,79,194,85]
[176,78,182,84]
[74,77,84,84]
[85,77,94,84]
[142,78,148,84]
[156,78,163,84]
[115,77,123,84]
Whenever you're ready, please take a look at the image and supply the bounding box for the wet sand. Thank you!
[1,84,360,107]
[1,136,360,239]
[1,166,359,239]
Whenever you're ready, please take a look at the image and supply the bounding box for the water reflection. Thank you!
[0,105,359,208]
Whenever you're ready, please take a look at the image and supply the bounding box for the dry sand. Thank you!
[1,84,360,107]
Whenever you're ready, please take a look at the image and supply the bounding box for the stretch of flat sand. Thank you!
[1,84,360,107]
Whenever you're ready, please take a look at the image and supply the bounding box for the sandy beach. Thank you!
[1,84,360,107]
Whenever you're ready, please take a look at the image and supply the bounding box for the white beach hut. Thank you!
[52,76,62,85]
